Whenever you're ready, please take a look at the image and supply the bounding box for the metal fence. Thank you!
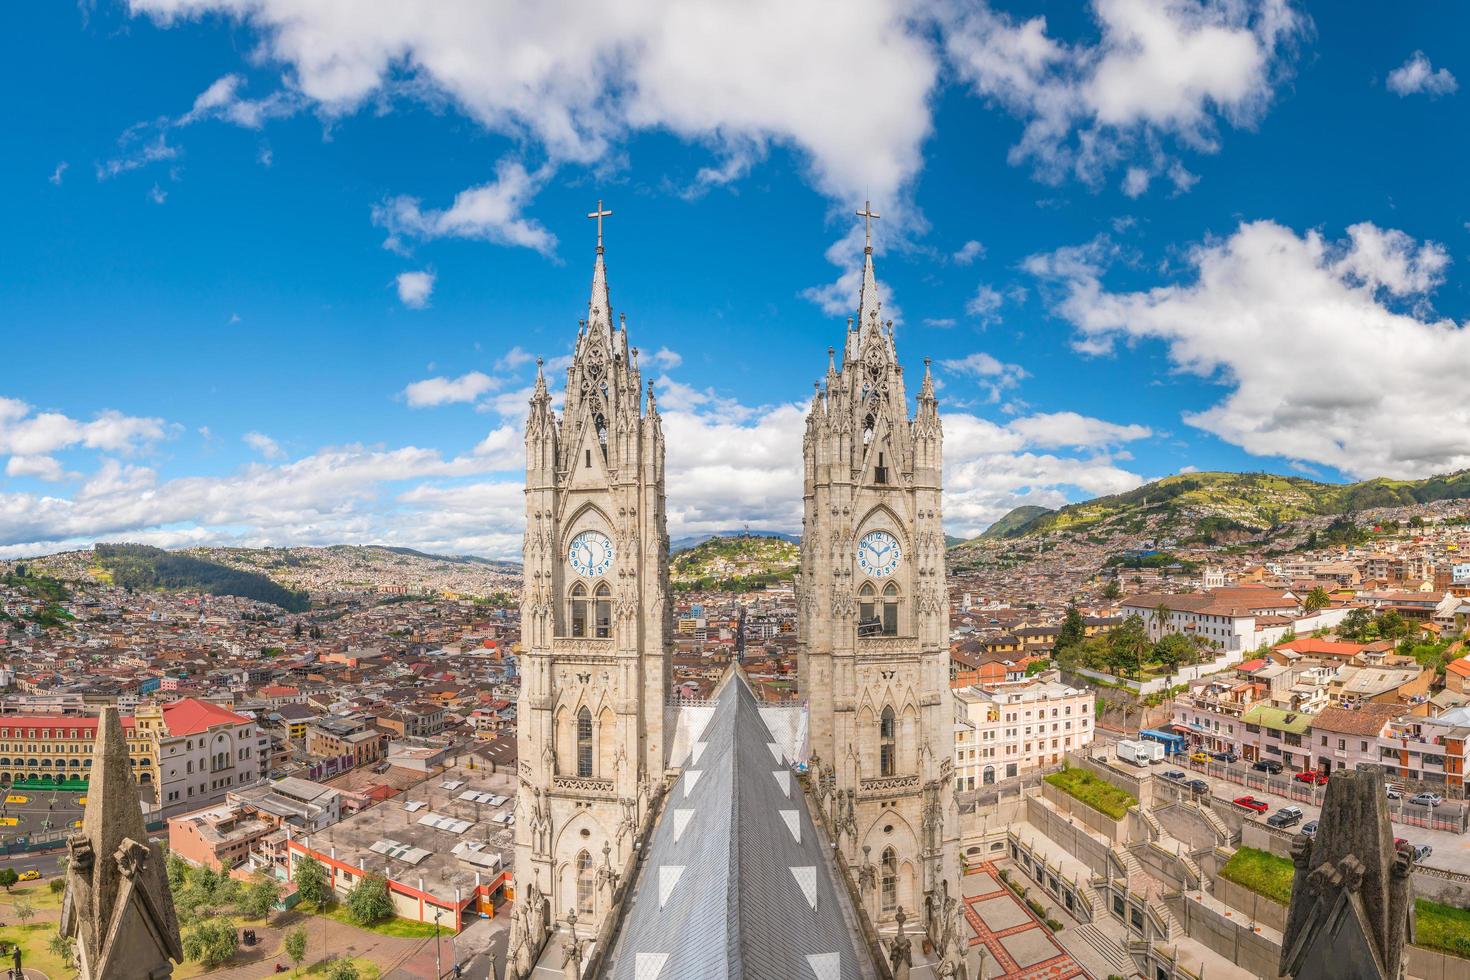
[1181,756,1470,833]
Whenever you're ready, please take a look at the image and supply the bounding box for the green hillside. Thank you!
[955,469,1470,548]
[92,543,310,612]
[671,534,799,592]
[979,505,1054,539]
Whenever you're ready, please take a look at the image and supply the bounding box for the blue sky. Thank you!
[4,0,1470,558]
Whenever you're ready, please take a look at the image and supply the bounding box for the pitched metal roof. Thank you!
[603,671,874,980]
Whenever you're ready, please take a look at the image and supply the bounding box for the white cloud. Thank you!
[1028,218,1470,478]
[648,347,683,369]
[1007,411,1152,449]
[403,371,501,408]
[938,0,1305,189]
[242,431,285,460]
[0,399,166,457]
[966,283,1006,323]
[495,347,536,372]
[181,73,299,128]
[1387,52,1457,98]
[395,270,436,309]
[96,131,177,180]
[148,184,168,205]
[940,351,1028,402]
[5,456,69,482]
[49,163,68,186]
[130,0,936,205]
[374,160,556,255]
[1122,166,1151,198]
[953,240,985,264]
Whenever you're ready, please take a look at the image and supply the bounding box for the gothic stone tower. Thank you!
[798,209,959,936]
[510,206,672,970]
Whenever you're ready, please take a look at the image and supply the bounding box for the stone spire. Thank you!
[61,707,182,979]
[1279,763,1414,980]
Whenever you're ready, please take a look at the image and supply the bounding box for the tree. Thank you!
[1304,587,1331,614]
[1150,603,1171,637]
[1054,605,1086,655]
[1153,634,1195,675]
[167,853,190,891]
[14,900,35,926]
[284,926,308,975]
[1101,579,1123,601]
[325,960,360,980]
[47,932,75,970]
[1410,515,1425,529]
[346,873,394,927]
[182,918,239,968]
[240,874,281,920]
[1339,606,1375,641]
[0,869,18,891]
[1109,615,1151,679]
[48,878,63,896]
[1377,609,1413,641]
[294,855,330,911]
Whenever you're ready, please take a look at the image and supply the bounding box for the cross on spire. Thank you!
[856,200,880,253]
[587,199,613,253]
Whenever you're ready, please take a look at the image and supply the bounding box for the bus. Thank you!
[1139,728,1189,757]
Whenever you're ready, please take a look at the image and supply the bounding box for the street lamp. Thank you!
[433,906,443,979]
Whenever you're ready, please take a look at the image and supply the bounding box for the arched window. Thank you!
[882,582,900,636]
[594,583,612,639]
[858,582,878,636]
[577,708,594,777]
[881,847,898,913]
[594,414,608,461]
[880,707,896,777]
[983,765,996,786]
[863,413,875,446]
[570,583,589,638]
[576,850,595,915]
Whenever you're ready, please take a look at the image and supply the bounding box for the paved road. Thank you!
[1164,759,1470,874]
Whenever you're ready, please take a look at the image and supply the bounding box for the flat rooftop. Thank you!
[299,757,516,903]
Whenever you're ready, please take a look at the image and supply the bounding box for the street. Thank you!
[1165,757,1470,874]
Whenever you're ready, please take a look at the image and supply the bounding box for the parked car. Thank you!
[1233,795,1269,813]
[1410,792,1443,807]
[1190,752,1212,764]
[1385,784,1403,800]
[1266,805,1304,828]
[1186,779,1210,794]
[1212,750,1239,764]
[1253,759,1283,774]
[1411,843,1433,862]
[17,870,39,882]
[1294,770,1329,785]
[1301,820,1319,838]
[1162,770,1187,781]
[1394,837,1409,850]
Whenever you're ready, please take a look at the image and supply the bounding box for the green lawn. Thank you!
[303,955,382,978]
[1219,846,1470,961]
[0,922,71,978]
[1219,846,1293,905]
[319,903,445,938]
[1044,767,1138,820]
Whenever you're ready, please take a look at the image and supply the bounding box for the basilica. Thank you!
[505,204,963,979]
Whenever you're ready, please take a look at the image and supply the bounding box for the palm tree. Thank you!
[1304,587,1331,614]
[1151,603,1172,639]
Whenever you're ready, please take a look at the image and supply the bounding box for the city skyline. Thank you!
[6,1,1470,559]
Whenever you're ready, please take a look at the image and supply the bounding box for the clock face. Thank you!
[568,531,614,578]
[857,530,901,578]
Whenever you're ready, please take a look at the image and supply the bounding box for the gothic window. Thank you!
[880,707,896,776]
[875,451,888,485]
[858,582,878,636]
[594,583,612,639]
[863,413,875,446]
[880,847,897,913]
[882,582,900,636]
[577,708,594,777]
[983,765,995,786]
[594,414,608,461]
[570,583,589,637]
[576,850,595,916]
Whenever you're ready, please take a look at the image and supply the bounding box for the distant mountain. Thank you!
[92,543,310,612]
[978,505,1054,540]
[365,546,519,571]
[952,469,1470,549]
[670,534,799,592]
[670,529,800,554]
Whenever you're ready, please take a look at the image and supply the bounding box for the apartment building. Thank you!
[953,678,1094,790]
[1309,702,1401,774]
[168,801,275,870]
[374,703,446,739]
[305,716,386,768]
[1378,706,1470,793]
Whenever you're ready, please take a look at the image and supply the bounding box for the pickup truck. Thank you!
[1233,795,1269,813]
[1267,805,1303,828]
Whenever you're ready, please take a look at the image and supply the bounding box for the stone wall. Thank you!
[1024,794,1113,877]
[1409,946,1470,980]
[1154,802,1226,853]
[1211,876,1288,932]
[1166,891,1288,980]
[1067,750,1153,809]
[1240,822,1470,906]
[1131,840,1201,893]
[1040,780,1127,844]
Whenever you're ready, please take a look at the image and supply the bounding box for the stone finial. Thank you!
[1279,763,1413,980]
[60,706,182,979]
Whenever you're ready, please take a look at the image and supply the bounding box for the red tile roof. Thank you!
[161,698,251,736]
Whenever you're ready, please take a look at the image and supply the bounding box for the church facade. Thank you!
[508,205,960,977]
